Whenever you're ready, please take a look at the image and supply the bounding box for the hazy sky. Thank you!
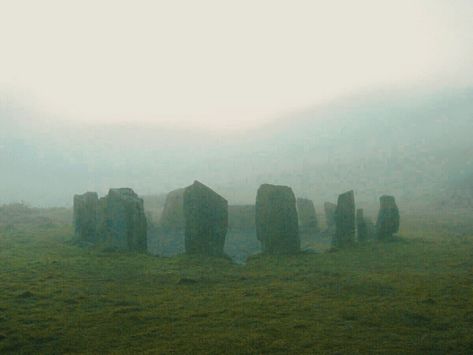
[1,0,472,130]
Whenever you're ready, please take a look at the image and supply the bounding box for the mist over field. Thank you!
[2,1,473,353]
[1,86,473,212]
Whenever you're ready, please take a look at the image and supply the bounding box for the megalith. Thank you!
[73,192,99,243]
[255,184,300,254]
[376,195,400,240]
[297,198,319,233]
[183,181,228,256]
[356,208,368,242]
[333,190,355,248]
[99,188,148,252]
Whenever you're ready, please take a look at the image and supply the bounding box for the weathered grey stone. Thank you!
[99,188,147,252]
[183,181,228,256]
[324,202,337,229]
[333,190,355,248]
[159,188,185,230]
[376,195,400,240]
[228,205,256,231]
[297,198,319,232]
[356,208,368,242]
[255,184,300,254]
[73,192,99,243]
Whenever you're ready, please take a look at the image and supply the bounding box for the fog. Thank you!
[3,2,473,353]
[1,0,473,209]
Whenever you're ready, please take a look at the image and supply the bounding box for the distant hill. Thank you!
[1,86,472,208]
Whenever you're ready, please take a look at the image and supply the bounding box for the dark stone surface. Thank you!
[255,184,300,254]
[356,208,368,242]
[183,181,228,256]
[99,188,148,252]
[333,190,355,248]
[376,195,400,240]
[73,192,99,243]
[297,198,319,233]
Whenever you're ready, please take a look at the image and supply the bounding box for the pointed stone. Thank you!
[183,181,228,256]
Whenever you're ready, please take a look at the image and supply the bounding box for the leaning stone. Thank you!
[333,190,355,248]
[73,192,99,243]
[376,195,400,240]
[183,181,228,256]
[255,184,300,254]
[356,208,368,242]
[99,188,147,252]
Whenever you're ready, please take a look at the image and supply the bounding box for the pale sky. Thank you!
[1,0,472,130]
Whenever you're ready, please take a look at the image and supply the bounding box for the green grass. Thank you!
[1,211,473,353]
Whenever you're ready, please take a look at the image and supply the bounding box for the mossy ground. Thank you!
[1,209,473,354]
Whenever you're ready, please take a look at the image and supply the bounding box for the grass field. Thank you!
[0,206,473,354]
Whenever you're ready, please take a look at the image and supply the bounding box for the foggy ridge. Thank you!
[1,86,472,207]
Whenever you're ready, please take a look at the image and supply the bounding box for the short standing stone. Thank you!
[183,181,228,256]
[100,188,148,252]
[356,208,368,242]
[73,192,99,243]
[255,184,300,254]
[333,190,355,248]
[297,198,319,233]
[376,195,400,240]
[159,188,185,231]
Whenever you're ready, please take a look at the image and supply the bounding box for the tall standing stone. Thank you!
[73,192,99,243]
[333,190,355,248]
[297,198,319,233]
[99,188,148,252]
[376,195,400,240]
[255,184,300,254]
[183,181,228,256]
[356,208,368,242]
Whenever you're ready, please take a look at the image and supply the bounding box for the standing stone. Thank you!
[376,195,400,240]
[99,188,147,252]
[333,190,355,248]
[183,181,228,256]
[159,188,185,230]
[73,192,99,243]
[255,184,300,254]
[324,202,337,229]
[356,208,368,242]
[297,198,319,233]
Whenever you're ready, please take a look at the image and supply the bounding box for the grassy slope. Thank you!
[1,215,473,354]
